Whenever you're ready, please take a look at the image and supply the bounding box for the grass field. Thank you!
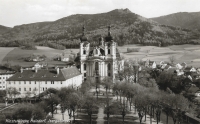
[0,47,15,64]
[2,46,79,67]
[119,44,200,67]
[0,44,200,67]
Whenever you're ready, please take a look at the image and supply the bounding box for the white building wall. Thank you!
[6,74,82,98]
[0,74,14,90]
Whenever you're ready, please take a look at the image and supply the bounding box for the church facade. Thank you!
[75,26,124,82]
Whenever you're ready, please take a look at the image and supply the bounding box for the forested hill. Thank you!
[151,12,200,30]
[0,25,10,34]
[0,8,200,49]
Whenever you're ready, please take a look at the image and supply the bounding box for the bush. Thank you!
[127,48,140,53]
[20,44,37,50]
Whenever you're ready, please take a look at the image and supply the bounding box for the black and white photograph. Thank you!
[0,0,200,124]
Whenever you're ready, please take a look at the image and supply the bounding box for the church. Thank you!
[75,26,124,82]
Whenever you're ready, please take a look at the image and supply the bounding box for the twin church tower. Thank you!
[75,26,124,82]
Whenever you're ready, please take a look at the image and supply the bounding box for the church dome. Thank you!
[80,36,88,42]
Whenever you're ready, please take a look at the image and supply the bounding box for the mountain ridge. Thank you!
[151,12,200,30]
[0,8,199,49]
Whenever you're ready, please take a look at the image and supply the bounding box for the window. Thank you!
[14,81,15,84]
[108,63,111,70]
[0,86,2,88]
[24,81,26,84]
[84,73,86,77]
[95,62,99,70]
[3,77,4,79]
[43,88,44,91]
[84,64,86,71]
[0,77,1,79]
[51,81,54,84]
[19,81,21,84]
[29,88,31,91]
[83,50,86,54]
[24,88,26,91]
[45,81,47,84]
[29,81,31,84]
[108,72,111,77]
[9,82,11,84]
[108,49,110,54]
[61,81,62,84]
[3,86,5,88]
[35,81,36,84]
[0,82,1,84]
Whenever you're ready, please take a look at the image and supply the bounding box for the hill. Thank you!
[151,12,200,30]
[0,8,200,49]
[0,25,10,34]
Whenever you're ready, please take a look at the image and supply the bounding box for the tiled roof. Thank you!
[7,67,81,81]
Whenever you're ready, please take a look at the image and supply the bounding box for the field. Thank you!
[0,47,15,64]
[0,44,200,67]
[119,44,200,67]
[2,46,79,67]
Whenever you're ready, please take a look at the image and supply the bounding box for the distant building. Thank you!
[6,67,82,98]
[145,60,156,69]
[176,63,183,70]
[0,70,15,90]
[74,26,124,81]
[59,52,69,62]
[181,62,187,69]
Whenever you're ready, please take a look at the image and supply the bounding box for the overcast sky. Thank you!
[1,0,200,27]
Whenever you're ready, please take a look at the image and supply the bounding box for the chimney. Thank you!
[57,68,59,75]
[20,67,23,73]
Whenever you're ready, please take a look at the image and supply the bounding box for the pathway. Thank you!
[96,107,105,124]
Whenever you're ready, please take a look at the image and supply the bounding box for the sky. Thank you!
[0,0,200,27]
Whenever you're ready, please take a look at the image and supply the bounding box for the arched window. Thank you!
[95,62,99,70]
[83,49,86,54]
[108,63,111,70]
[84,64,86,70]
[108,49,110,54]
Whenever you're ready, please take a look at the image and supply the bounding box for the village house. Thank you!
[145,60,156,69]
[181,62,187,69]
[176,63,183,70]
[59,52,69,62]
[6,66,82,98]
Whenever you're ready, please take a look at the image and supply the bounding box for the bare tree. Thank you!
[169,55,176,65]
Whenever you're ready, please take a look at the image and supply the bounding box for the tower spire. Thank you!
[82,25,85,36]
[108,25,111,36]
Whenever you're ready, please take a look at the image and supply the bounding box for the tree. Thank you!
[169,55,176,65]
[12,103,46,124]
[84,95,98,124]
[44,93,60,118]
[7,87,20,103]
[101,77,113,94]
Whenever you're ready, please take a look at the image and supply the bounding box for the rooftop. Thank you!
[7,67,81,81]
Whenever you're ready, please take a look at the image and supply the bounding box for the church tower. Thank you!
[76,25,124,82]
